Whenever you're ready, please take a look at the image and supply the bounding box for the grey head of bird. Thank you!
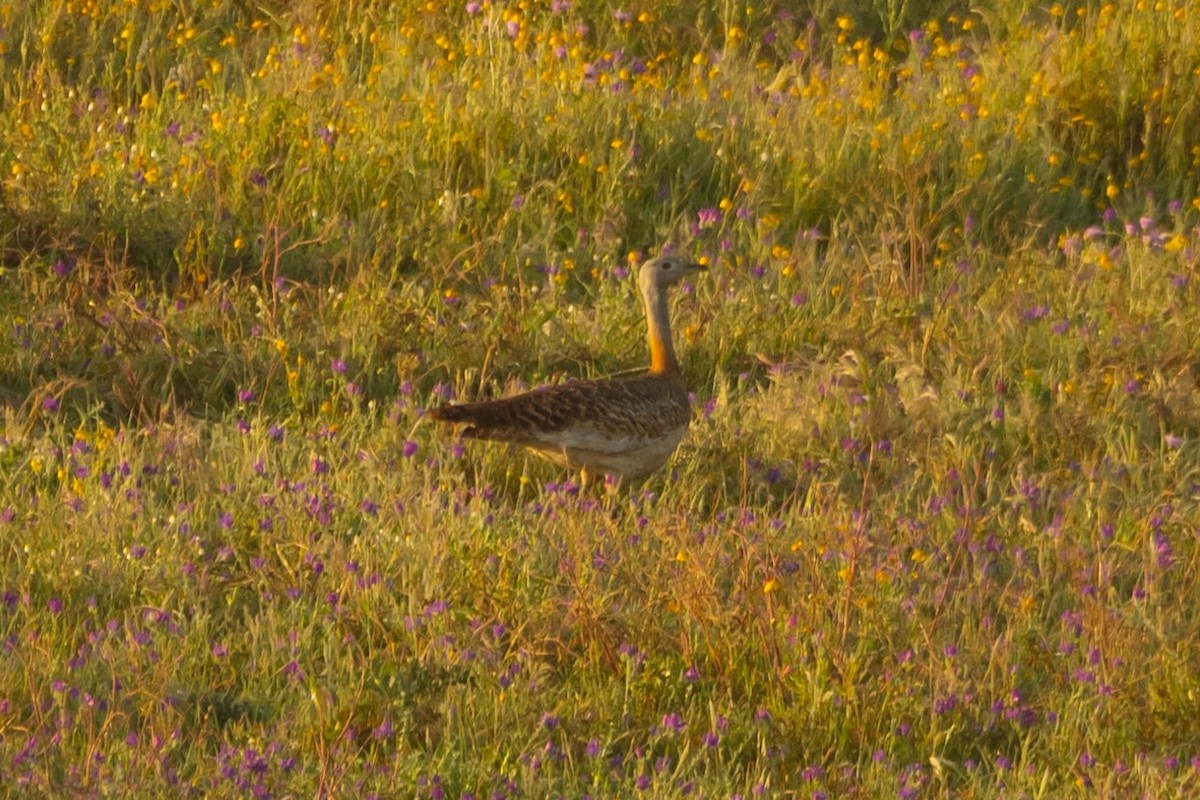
[637,254,707,297]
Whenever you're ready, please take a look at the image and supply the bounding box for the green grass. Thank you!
[3,0,1200,797]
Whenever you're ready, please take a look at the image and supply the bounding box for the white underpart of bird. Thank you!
[428,254,706,484]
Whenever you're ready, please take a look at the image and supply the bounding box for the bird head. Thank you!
[638,255,707,295]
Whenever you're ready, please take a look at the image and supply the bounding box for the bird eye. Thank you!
[661,261,673,270]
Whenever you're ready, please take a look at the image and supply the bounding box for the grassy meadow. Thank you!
[3,0,1200,796]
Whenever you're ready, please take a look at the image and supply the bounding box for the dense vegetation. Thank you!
[2,1,1199,796]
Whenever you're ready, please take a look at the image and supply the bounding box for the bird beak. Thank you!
[689,262,708,273]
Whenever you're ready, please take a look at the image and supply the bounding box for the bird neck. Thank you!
[643,283,678,374]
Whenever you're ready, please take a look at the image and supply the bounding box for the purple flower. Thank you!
[53,258,74,278]
[424,600,448,615]
[312,457,329,474]
[42,396,60,413]
[374,717,394,740]
[402,440,419,459]
[238,388,256,403]
[331,358,347,375]
[934,694,958,714]
[660,712,685,732]
[697,208,719,227]
[1155,532,1175,569]
[1022,304,1049,321]
[48,597,63,614]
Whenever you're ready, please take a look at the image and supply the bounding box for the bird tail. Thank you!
[427,402,500,439]
[427,404,473,423]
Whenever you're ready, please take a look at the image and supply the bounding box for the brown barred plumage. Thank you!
[429,255,706,483]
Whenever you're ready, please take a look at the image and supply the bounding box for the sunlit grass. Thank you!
[3,0,1200,796]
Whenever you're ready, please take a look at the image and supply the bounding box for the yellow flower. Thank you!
[1164,234,1186,253]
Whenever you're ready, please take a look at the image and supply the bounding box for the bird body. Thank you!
[430,255,705,483]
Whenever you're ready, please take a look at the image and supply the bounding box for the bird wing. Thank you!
[429,373,691,450]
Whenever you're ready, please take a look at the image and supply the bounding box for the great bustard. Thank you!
[429,255,706,485]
